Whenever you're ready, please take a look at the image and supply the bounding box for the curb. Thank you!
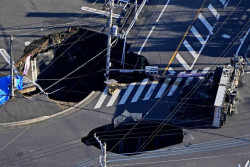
[0,91,98,129]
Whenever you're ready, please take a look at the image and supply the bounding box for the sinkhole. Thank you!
[81,121,183,155]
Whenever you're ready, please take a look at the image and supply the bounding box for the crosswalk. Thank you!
[172,0,229,71]
[93,67,211,109]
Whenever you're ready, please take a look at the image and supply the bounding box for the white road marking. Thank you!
[183,69,198,86]
[106,89,121,107]
[94,87,108,109]
[138,26,155,55]
[143,81,158,100]
[183,39,199,59]
[236,27,250,57]
[176,53,192,71]
[156,0,171,23]
[199,67,210,80]
[155,78,171,98]
[0,48,18,73]
[119,83,136,105]
[168,67,176,75]
[244,160,249,167]
[81,6,120,19]
[131,79,149,102]
[220,0,226,6]
[198,13,213,33]
[208,4,220,20]
[167,72,185,96]
[190,26,206,45]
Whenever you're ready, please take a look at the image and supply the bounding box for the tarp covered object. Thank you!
[15,75,23,90]
[0,76,10,105]
[0,75,23,105]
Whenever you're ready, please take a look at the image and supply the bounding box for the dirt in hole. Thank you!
[17,27,149,103]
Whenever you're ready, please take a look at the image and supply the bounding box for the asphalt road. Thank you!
[0,0,249,166]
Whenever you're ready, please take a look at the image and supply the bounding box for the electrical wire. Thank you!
[105,0,248,156]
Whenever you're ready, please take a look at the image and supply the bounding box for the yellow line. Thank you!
[163,0,207,75]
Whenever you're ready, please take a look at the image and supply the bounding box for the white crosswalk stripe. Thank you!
[183,69,198,87]
[176,53,192,71]
[167,72,186,96]
[155,78,171,98]
[208,4,220,20]
[199,67,211,80]
[168,67,176,75]
[94,87,108,109]
[183,39,199,59]
[131,79,149,103]
[93,67,212,108]
[118,82,136,105]
[106,89,121,107]
[198,13,213,33]
[219,0,226,6]
[190,26,206,45]
[143,81,158,101]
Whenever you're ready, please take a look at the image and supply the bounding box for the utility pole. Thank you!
[9,35,14,98]
[94,133,107,167]
[106,0,114,82]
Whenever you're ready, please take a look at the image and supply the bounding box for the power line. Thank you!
[106,0,248,156]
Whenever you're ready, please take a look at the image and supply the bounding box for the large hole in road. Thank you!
[81,121,183,155]
[16,27,149,103]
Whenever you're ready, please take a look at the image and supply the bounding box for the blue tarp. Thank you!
[15,75,23,90]
[0,76,10,105]
[0,75,23,105]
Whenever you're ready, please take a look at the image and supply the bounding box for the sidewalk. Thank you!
[0,92,61,124]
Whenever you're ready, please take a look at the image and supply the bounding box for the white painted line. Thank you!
[167,72,185,96]
[183,69,198,86]
[106,89,121,107]
[119,83,136,105]
[143,81,158,101]
[220,0,226,6]
[198,13,213,33]
[168,67,176,75]
[155,78,171,98]
[208,4,220,20]
[176,53,192,71]
[199,67,210,79]
[190,26,206,45]
[94,87,108,109]
[156,0,171,23]
[81,6,120,19]
[131,79,149,103]
[183,39,199,59]
[138,26,155,55]
[236,27,250,57]
[0,48,18,73]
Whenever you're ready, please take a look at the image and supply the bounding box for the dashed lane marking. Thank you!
[131,78,149,103]
[156,0,171,23]
[138,26,155,55]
